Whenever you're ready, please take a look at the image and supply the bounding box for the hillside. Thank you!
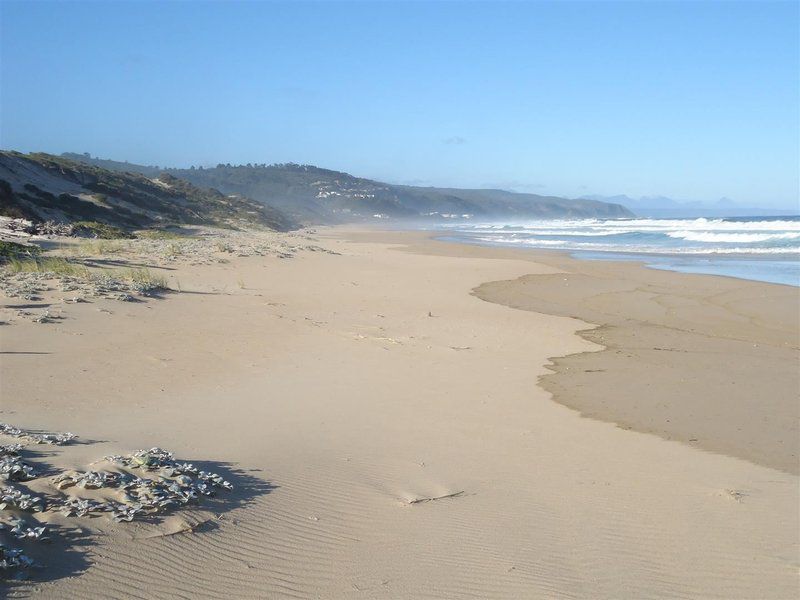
[171,164,634,222]
[63,154,634,222]
[0,152,297,231]
[61,152,163,177]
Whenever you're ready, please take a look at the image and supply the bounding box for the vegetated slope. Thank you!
[61,152,164,178]
[61,154,634,223]
[171,164,634,222]
[0,152,297,231]
[394,186,634,219]
[172,163,417,223]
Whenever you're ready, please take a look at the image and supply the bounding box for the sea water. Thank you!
[437,216,800,287]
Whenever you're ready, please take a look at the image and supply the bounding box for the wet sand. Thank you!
[470,246,800,474]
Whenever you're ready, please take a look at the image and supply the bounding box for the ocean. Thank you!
[436,216,800,287]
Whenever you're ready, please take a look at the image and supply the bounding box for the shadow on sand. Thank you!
[1,448,276,588]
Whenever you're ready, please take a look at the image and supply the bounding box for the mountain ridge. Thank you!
[581,193,796,218]
[61,153,634,222]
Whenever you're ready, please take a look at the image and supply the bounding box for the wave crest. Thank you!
[666,231,800,243]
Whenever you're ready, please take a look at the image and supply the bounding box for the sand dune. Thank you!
[2,229,797,598]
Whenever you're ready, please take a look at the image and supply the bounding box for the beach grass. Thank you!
[119,267,168,290]
[74,239,126,256]
[6,256,90,278]
[136,229,192,240]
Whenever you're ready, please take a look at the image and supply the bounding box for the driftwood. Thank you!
[407,491,465,505]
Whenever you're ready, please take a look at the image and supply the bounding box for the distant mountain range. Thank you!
[60,153,633,223]
[5,151,795,232]
[580,194,797,218]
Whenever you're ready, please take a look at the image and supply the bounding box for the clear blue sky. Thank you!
[1,1,797,208]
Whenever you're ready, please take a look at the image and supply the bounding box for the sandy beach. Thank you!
[2,227,798,599]
[472,243,800,475]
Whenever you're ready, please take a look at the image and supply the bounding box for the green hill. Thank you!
[0,152,297,231]
[61,154,634,223]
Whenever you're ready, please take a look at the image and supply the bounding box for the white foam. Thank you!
[666,231,800,243]
[449,216,800,257]
[473,235,800,255]
[456,218,800,234]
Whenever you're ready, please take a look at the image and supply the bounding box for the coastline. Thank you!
[437,232,800,287]
[359,229,800,473]
[434,215,800,288]
[470,243,799,474]
[2,227,797,598]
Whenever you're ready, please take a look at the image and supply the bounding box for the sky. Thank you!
[1,1,798,209]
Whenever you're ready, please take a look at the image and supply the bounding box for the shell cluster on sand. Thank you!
[0,425,233,580]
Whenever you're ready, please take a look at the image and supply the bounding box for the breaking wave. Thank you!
[444,216,800,255]
[438,215,800,285]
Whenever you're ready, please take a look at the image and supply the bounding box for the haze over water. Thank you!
[439,216,800,287]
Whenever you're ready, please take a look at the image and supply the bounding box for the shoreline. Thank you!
[353,229,799,473]
[2,226,797,598]
[468,245,799,474]
[433,232,800,288]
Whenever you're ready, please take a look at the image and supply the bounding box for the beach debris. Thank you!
[0,544,34,578]
[49,463,230,519]
[726,489,747,503]
[56,497,109,518]
[0,517,48,542]
[0,218,74,239]
[22,449,233,524]
[52,470,121,490]
[142,516,214,538]
[32,310,51,324]
[9,427,70,446]
[0,487,44,512]
[0,427,237,580]
[0,217,37,237]
[0,455,37,482]
[0,423,76,446]
[111,504,144,523]
[104,448,233,490]
[407,491,465,505]
[37,222,75,237]
[0,444,24,456]
[105,447,177,470]
[0,514,49,579]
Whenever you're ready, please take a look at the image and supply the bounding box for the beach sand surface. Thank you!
[470,244,800,475]
[2,229,798,599]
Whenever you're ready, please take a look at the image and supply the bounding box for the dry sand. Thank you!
[1,228,798,599]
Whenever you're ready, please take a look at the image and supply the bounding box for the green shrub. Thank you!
[0,241,41,260]
[135,229,189,240]
[72,221,132,239]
